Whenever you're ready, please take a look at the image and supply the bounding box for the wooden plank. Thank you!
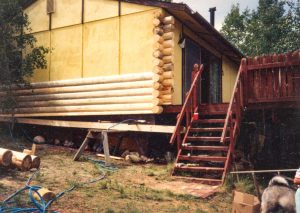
[73,131,92,161]
[247,60,300,70]
[0,117,175,133]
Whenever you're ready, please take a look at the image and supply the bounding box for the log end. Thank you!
[0,149,12,167]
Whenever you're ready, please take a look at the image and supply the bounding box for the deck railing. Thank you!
[220,51,300,183]
[169,64,204,150]
[245,52,300,105]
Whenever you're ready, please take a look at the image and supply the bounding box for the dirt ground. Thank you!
[0,135,233,213]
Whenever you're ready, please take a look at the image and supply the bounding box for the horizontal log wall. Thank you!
[152,10,175,105]
[0,72,164,117]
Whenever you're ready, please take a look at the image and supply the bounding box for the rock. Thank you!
[33,135,46,144]
[53,139,60,145]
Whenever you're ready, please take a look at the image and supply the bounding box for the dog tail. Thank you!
[269,176,289,187]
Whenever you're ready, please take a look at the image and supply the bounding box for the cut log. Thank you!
[16,88,155,102]
[31,155,41,169]
[163,24,175,33]
[163,71,174,79]
[163,63,174,71]
[33,188,55,202]
[161,87,174,95]
[162,40,174,48]
[162,55,174,64]
[15,103,156,114]
[10,72,155,90]
[152,98,163,105]
[152,106,163,114]
[18,96,155,108]
[153,58,164,67]
[162,79,174,87]
[162,48,174,56]
[153,50,163,59]
[6,80,159,96]
[153,10,163,19]
[11,151,32,171]
[153,34,163,44]
[0,148,12,167]
[153,43,163,51]
[159,94,172,101]
[153,18,160,27]
[162,32,174,40]
[153,27,164,35]
[153,66,163,74]
[162,16,175,25]
[2,110,158,117]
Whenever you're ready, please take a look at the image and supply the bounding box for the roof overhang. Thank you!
[121,0,244,63]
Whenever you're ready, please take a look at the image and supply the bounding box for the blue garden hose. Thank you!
[0,158,117,213]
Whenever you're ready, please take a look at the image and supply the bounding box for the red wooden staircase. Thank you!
[170,51,300,185]
[169,59,246,185]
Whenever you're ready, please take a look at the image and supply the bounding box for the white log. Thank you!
[161,87,174,95]
[153,18,160,27]
[5,80,160,96]
[162,32,174,40]
[15,103,156,114]
[163,71,174,79]
[163,24,175,33]
[162,16,175,25]
[162,40,174,48]
[153,58,164,67]
[162,79,174,87]
[162,48,174,56]
[163,63,174,71]
[16,88,155,102]
[153,50,163,59]
[162,55,174,64]
[153,27,164,35]
[153,43,163,51]
[153,34,163,44]
[31,155,41,169]
[10,72,155,90]
[153,66,163,74]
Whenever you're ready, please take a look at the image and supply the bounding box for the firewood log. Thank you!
[0,148,12,167]
[11,151,32,171]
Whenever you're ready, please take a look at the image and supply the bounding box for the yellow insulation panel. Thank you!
[222,56,239,102]
[172,21,183,105]
[50,25,83,81]
[24,0,49,33]
[121,2,156,15]
[84,0,118,22]
[51,0,82,29]
[29,31,51,83]
[83,18,119,77]
[120,10,156,74]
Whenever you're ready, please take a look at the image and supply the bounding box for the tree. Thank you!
[0,0,48,110]
[221,0,300,56]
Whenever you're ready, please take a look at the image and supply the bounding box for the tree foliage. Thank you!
[221,0,300,56]
[0,0,48,109]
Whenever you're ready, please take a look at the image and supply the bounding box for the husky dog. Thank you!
[261,176,296,213]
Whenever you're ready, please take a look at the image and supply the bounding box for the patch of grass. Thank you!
[105,208,115,213]
[234,176,256,194]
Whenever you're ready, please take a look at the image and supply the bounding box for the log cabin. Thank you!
[1,0,300,185]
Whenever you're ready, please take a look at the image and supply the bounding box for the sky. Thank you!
[173,0,259,30]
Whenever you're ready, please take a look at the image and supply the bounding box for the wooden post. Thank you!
[102,131,111,166]
[73,131,92,161]
[251,172,261,201]
[192,64,199,110]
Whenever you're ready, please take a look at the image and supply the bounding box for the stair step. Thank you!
[189,127,225,132]
[193,119,225,124]
[178,155,227,162]
[187,136,230,142]
[172,176,222,185]
[182,145,228,151]
[175,165,224,172]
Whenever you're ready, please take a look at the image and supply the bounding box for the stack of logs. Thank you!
[0,148,40,171]
[153,11,175,105]
[0,72,165,117]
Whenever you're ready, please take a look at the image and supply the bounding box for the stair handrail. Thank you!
[220,59,247,184]
[169,64,204,146]
[220,59,247,144]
